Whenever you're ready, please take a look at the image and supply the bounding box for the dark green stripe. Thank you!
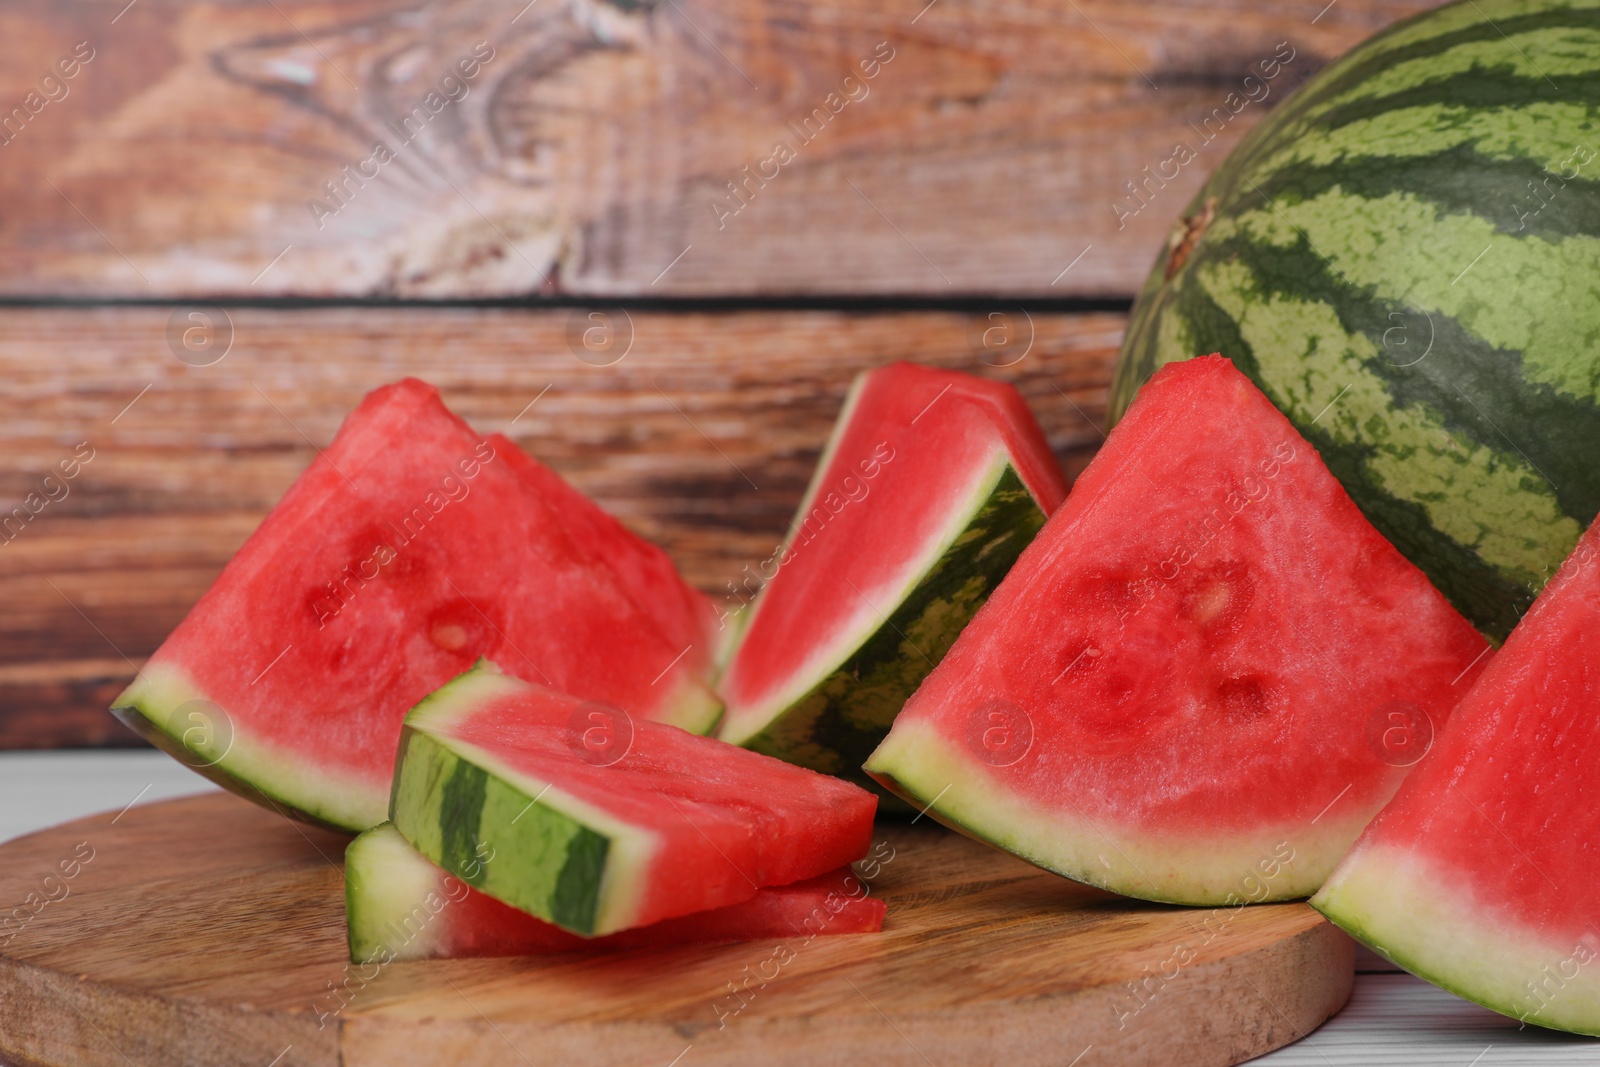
[439,753,490,888]
[1169,4,1600,287]
[1258,4,1599,143]
[1212,4,1600,203]
[1249,143,1600,242]
[1202,231,1600,531]
[1164,259,1538,640]
[392,726,611,935]
[1223,71,1600,223]
[552,829,608,933]
[1301,67,1600,139]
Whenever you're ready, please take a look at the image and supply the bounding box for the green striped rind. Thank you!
[1112,0,1600,640]
[1313,842,1600,1034]
[389,664,660,937]
[345,822,463,963]
[110,664,371,832]
[391,726,609,935]
[726,464,1048,795]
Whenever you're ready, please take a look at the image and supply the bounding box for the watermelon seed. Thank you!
[1050,646,1100,685]
[430,623,469,651]
[1191,583,1232,624]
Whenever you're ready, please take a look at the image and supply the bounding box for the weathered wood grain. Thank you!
[0,793,1354,1066]
[0,0,1431,298]
[0,305,1120,748]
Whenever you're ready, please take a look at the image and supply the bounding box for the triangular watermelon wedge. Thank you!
[488,433,725,679]
[112,380,721,832]
[865,355,1490,904]
[715,362,1068,786]
[346,822,884,962]
[1312,518,1600,1035]
[390,662,877,936]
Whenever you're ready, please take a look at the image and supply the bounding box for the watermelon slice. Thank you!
[389,661,877,936]
[346,822,885,962]
[864,355,1490,905]
[111,380,721,832]
[715,362,1068,786]
[1312,518,1600,1035]
[489,433,726,674]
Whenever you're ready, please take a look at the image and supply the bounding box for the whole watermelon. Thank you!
[1112,0,1600,641]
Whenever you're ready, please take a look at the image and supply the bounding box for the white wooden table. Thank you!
[0,752,1592,1066]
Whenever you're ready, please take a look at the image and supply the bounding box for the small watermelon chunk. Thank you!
[346,822,885,962]
[111,380,720,832]
[716,362,1068,787]
[390,662,877,936]
[1313,518,1600,1035]
[865,355,1490,904]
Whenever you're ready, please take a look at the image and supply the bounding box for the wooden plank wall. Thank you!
[0,0,1428,298]
[0,0,1433,746]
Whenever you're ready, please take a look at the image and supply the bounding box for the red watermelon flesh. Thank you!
[345,822,884,962]
[111,380,721,832]
[489,433,724,677]
[1313,518,1600,1034]
[865,355,1491,905]
[389,663,878,935]
[716,362,1068,774]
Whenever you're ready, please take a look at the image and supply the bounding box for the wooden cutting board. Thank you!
[0,792,1352,1067]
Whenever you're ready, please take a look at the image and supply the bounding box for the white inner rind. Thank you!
[117,650,717,835]
[719,450,1012,745]
[866,716,1364,905]
[654,676,725,736]
[115,662,385,831]
[405,667,663,935]
[345,823,454,962]
[1314,841,1600,1035]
